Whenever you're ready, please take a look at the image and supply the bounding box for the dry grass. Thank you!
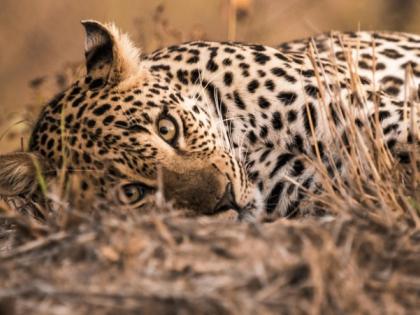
[1,2,420,314]
[0,158,419,315]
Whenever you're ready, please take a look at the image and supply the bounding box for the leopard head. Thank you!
[0,21,262,219]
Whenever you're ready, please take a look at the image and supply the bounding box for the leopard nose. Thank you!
[213,182,242,214]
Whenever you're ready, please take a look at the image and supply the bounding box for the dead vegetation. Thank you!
[1,2,420,314]
[0,150,419,315]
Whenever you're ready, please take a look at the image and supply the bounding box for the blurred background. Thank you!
[0,0,419,152]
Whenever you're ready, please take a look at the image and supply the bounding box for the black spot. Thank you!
[358,60,370,69]
[384,86,400,96]
[124,95,134,102]
[285,75,297,83]
[376,63,386,70]
[72,95,85,108]
[115,121,128,129]
[177,69,189,84]
[103,115,115,126]
[355,118,364,128]
[40,134,48,145]
[265,80,275,91]
[271,111,283,130]
[259,148,271,162]
[378,110,391,121]
[89,79,104,90]
[274,53,289,62]
[301,69,315,77]
[81,181,89,191]
[83,152,92,164]
[381,48,403,59]
[259,125,268,138]
[284,199,301,218]
[304,85,320,99]
[329,103,341,126]
[291,159,305,177]
[360,76,371,85]
[68,136,77,146]
[233,91,246,110]
[86,119,96,128]
[224,72,233,86]
[258,96,270,109]
[190,69,201,84]
[270,153,294,178]
[248,114,256,127]
[335,51,346,61]
[93,104,112,116]
[70,87,82,96]
[249,171,259,181]
[302,177,313,190]
[384,123,399,135]
[65,114,74,124]
[224,47,236,53]
[206,59,219,72]
[223,58,232,66]
[265,181,285,213]
[397,151,410,163]
[187,56,199,64]
[277,92,298,106]
[271,67,286,77]
[46,138,54,150]
[247,80,259,93]
[386,138,397,150]
[287,134,305,153]
[249,44,266,52]
[247,131,257,144]
[253,52,270,65]
[192,106,200,114]
[287,110,297,123]
[291,55,304,65]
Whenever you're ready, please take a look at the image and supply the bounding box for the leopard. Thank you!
[0,20,418,220]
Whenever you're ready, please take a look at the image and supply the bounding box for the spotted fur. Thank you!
[0,22,418,219]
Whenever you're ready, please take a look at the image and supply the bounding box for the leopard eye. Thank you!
[117,183,148,205]
[157,116,178,144]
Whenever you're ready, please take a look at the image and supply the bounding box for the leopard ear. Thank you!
[81,20,141,87]
[0,152,51,197]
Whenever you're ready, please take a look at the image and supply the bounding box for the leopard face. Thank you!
[0,21,261,218]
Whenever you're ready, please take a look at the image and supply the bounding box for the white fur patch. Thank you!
[104,22,142,79]
[83,20,143,81]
